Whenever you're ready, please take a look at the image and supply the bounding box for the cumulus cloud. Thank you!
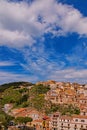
[0,29,34,47]
[0,0,87,47]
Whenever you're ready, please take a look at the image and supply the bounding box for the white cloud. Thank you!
[0,29,34,47]
[0,61,14,66]
[0,0,87,47]
[21,44,66,77]
[19,42,87,84]
[65,43,87,66]
[48,69,87,83]
[1,68,87,84]
[0,71,38,84]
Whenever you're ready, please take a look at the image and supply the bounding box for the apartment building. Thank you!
[50,112,87,130]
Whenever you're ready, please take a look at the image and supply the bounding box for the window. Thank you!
[61,123,63,128]
[75,119,78,122]
[81,120,85,122]
[83,112,86,115]
[53,115,59,117]
[68,124,70,129]
[54,128,57,130]
[68,124,70,126]
[74,124,77,128]
[81,125,83,128]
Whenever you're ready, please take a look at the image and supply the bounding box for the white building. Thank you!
[4,104,13,113]
[50,112,87,130]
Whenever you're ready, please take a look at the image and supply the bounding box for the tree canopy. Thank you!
[15,117,33,124]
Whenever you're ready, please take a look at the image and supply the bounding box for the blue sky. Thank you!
[0,0,87,84]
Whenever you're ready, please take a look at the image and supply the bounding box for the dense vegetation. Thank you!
[0,110,14,128]
[0,83,51,110]
[0,81,33,92]
[15,117,33,124]
[29,84,50,95]
[28,84,50,111]
[45,103,80,115]
[1,87,22,105]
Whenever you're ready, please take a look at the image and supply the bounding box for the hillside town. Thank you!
[0,0,87,130]
[0,80,87,130]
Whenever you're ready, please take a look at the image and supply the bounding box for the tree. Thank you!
[5,114,14,123]
[16,94,29,105]
[32,94,46,111]
[0,111,14,128]
[23,117,33,124]
[15,117,33,125]
[74,108,80,115]
[30,84,50,96]
[1,87,21,105]
[15,117,24,124]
